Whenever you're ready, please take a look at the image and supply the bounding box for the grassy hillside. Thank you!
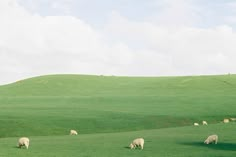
[1,74,236,97]
[0,124,236,157]
[0,74,236,156]
[0,74,236,137]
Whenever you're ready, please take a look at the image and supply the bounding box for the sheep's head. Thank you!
[130,143,134,149]
[204,140,209,144]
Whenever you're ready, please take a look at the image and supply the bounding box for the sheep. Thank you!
[70,129,78,135]
[230,118,236,121]
[223,119,229,123]
[129,138,144,150]
[18,137,30,149]
[202,121,208,125]
[194,123,199,126]
[204,134,218,144]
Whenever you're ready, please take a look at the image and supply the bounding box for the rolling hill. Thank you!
[0,74,236,157]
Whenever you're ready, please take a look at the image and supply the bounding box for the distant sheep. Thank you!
[129,138,144,150]
[204,134,218,144]
[223,119,229,123]
[230,118,236,121]
[70,130,78,135]
[202,121,208,125]
[18,137,30,149]
[194,123,199,126]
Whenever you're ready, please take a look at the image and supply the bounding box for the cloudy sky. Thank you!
[1,0,236,84]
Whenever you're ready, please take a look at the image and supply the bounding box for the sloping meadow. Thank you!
[0,74,236,156]
[0,74,236,137]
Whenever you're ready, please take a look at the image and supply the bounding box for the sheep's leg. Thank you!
[141,144,143,149]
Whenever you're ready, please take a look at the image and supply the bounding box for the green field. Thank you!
[0,74,236,156]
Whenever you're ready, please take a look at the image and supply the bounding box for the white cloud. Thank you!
[226,1,236,9]
[0,0,108,84]
[148,0,201,27]
[51,0,73,15]
[0,0,236,85]
[105,12,236,75]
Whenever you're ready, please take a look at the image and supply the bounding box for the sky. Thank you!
[1,0,236,84]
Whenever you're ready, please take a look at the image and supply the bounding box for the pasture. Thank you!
[0,74,236,156]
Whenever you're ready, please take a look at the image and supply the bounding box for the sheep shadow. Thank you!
[123,146,143,150]
[180,141,236,151]
[124,146,130,149]
[14,145,29,149]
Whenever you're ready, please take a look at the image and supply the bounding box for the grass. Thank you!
[0,74,236,156]
[0,124,236,157]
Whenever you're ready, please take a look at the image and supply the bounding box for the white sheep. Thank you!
[223,119,229,123]
[230,118,236,121]
[70,129,78,135]
[18,137,30,149]
[204,134,218,144]
[129,138,144,150]
[194,123,199,126]
[202,121,208,125]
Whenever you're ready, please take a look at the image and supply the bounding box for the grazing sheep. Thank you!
[129,138,144,150]
[223,119,229,123]
[194,123,199,126]
[230,118,236,121]
[202,121,208,125]
[18,137,30,149]
[204,134,218,144]
[70,130,78,135]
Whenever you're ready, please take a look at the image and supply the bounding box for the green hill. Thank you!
[0,74,236,156]
[0,74,235,137]
[1,74,236,97]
